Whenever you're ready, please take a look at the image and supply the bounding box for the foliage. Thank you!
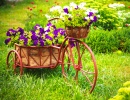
[85,27,130,53]
[76,0,127,30]
[5,22,66,47]
[24,1,48,31]
[45,2,99,27]
[109,81,130,100]
[0,0,6,6]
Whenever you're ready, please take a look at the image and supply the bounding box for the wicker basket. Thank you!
[65,26,90,38]
[15,44,60,68]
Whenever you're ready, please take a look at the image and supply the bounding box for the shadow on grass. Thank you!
[23,65,62,79]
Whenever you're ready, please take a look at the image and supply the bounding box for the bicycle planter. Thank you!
[6,18,98,93]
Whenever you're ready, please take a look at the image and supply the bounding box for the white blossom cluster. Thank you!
[109,3,125,9]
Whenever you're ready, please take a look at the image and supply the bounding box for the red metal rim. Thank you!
[61,37,98,93]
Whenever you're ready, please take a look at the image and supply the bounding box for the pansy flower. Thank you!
[5,38,11,45]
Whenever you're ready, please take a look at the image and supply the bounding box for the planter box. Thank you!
[66,26,90,38]
[15,44,61,68]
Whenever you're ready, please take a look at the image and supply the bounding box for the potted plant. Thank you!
[45,2,100,38]
[5,22,66,68]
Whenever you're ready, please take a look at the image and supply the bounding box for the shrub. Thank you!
[109,81,130,100]
[0,0,6,6]
[85,27,130,53]
[75,0,123,30]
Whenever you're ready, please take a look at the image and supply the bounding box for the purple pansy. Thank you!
[6,31,11,36]
[45,34,53,40]
[69,39,75,48]
[47,22,52,27]
[31,34,38,40]
[31,30,36,35]
[24,38,28,45]
[57,28,65,35]
[88,12,93,17]
[93,16,97,22]
[39,28,45,34]
[33,40,38,46]
[75,6,78,10]
[39,38,44,46]
[63,8,69,14]
[17,27,24,35]
[5,38,11,45]
[53,29,58,37]
[34,24,41,30]
[19,35,26,40]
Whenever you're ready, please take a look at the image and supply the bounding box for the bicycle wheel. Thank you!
[6,50,23,75]
[61,38,98,93]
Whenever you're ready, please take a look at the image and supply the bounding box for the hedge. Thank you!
[85,27,130,53]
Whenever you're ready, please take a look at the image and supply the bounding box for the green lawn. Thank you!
[0,0,130,100]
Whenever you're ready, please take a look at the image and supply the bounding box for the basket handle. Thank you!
[48,18,60,22]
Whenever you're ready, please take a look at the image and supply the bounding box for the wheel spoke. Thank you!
[80,69,93,86]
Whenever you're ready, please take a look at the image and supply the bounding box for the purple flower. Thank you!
[47,22,52,27]
[19,35,28,45]
[6,29,17,36]
[63,8,69,14]
[46,28,50,32]
[34,24,41,30]
[31,30,36,35]
[6,31,11,36]
[93,16,97,22]
[5,38,11,45]
[75,6,79,10]
[31,34,38,40]
[39,39,44,46]
[33,40,38,46]
[69,39,75,48]
[45,34,53,40]
[53,29,58,37]
[88,12,93,17]
[39,28,45,34]
[57,28,66,35]
[24,38,28,45]
[19,35,26,40]
[10,29,17,36]
[17,27,24,35]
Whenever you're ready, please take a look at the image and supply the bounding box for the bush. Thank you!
[0,0,6,6]
[76,0,123,30]
[109,81,130,100]
[85,27,130,53]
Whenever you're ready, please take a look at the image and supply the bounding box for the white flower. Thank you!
[84,17,90,20]
[70,2,77,8]
[45,14,51,19]
[97,15,100,18]
[44,26,49,31]
[109,3,125,8]
[78,2,86,9]
[50,6,62,13]
[90,16,94,20]
[63,6,69,9]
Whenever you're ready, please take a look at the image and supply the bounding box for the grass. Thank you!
[0,0,130,100]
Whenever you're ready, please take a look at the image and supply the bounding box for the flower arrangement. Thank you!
[5,22,66,47]
[45,2,100,27]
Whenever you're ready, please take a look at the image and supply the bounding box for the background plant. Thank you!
[85,27,130,53]
[109,81,130,100]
